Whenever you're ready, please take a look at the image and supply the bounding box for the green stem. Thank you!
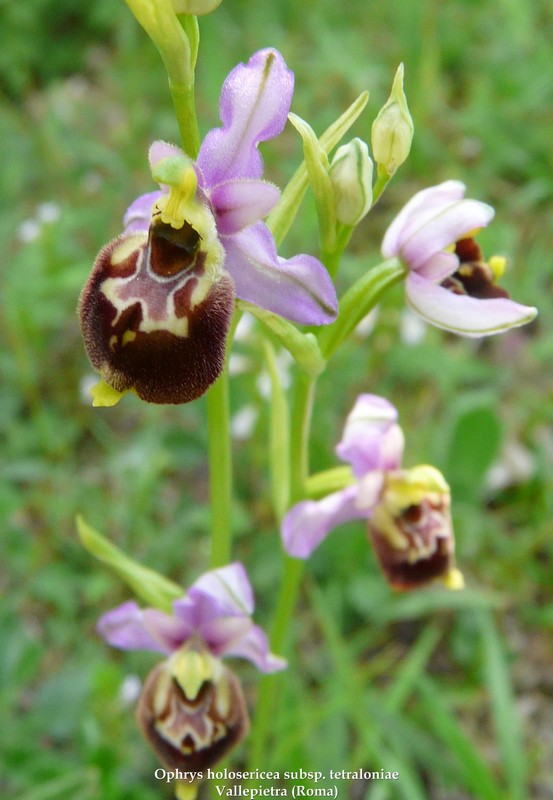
[207,367,232,569]
[289,370,316,500]
[248,371,316,766]
[372,166,392,205]
[317,257,406,360]
[170,80,201,158]
[206,311,242,569]
[173,15,200,157]
[269,371,317,653]
[320,224,354,281]
[262,338,291,521]
[125,3,200,156]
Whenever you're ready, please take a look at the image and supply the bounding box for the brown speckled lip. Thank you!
[79,231,235,404]
[136,661,249,772]
[368,495,455,590]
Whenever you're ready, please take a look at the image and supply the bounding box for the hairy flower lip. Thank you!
[137,655,249,773]
[78,226,233,404]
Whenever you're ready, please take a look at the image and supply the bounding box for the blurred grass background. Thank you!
[1,0,553,798]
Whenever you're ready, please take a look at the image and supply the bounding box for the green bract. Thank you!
[288,113,337,251]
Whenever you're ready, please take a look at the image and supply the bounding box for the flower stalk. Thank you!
[207,365,233,568]
[125,0,201,157]
[248,367,317,766]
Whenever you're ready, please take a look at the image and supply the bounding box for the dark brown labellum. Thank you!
[441,237,509,300]
[136,660,249,772]
[79,223,234,404]
[368,495,454,590]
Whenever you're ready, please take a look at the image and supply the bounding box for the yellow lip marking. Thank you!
[111,234,146,266]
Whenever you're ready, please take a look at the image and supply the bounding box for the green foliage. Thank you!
[0,1,127,99]
[1,0,553,798]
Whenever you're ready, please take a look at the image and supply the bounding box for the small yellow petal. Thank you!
[90,380,125,407]
[489,255,506,281]
[175,780,199,800]
[442,567,465,591]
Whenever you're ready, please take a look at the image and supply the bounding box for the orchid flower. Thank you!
[381,180,537,337]
[79,49,337,404]
[98,562,285,771]
[282,395,463,590]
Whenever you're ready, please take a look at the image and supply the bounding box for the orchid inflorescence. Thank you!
[77,0,538,792]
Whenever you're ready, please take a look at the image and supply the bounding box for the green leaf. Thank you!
[477,610,527,800]
[385,623,442,711]
[416,676,506,800]
[382,587,505,623]
[308,583,432,800]
[442,396,503,498]
[17,770,98,800]
[76,516,183,612]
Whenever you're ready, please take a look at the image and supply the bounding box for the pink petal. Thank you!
[401,198,494,271]
[223,222,337,325]
[174,563,255,629]
[210,180,280,234]
[97,601,188,654]
[405,272,538,337]
[356,471,387,511]
[382,181,466,258]
[223,625,287,673]
[123,190,162,233]
[417,251,459,282]
[281,485,366,559]
[197,49,294,186]
[200,615,254,655]
[336,394,404,477]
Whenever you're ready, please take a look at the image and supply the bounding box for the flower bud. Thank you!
[371,64,414,177]
[137,643,249,772]
[368,465,462,590]
[173,0,223,13]
[125,0,195,87]
[329,138,373,226]
[79,215,233,405]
